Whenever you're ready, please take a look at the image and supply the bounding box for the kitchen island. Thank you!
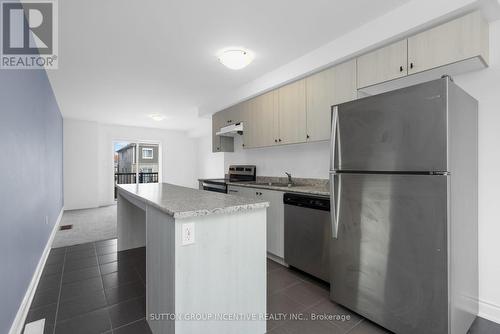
[116,183,269,334]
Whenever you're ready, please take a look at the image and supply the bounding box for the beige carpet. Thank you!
[52,204,117,248]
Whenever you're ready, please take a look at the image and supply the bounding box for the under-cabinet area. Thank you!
[212,10,489,152]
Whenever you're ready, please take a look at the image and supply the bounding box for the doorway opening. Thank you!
[114,141,160,199]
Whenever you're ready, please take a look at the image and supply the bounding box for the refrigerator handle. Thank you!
[329,172,339,239]
[330,106,338,171]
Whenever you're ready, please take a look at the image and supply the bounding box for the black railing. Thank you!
[115,172,137,184]
[139,172,159,183]
[114,172,159,198]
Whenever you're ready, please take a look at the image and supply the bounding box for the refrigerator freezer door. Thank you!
[334,78,448,172]
[330,173,448,334]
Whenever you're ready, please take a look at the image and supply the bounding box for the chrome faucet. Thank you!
[285,172,293,186]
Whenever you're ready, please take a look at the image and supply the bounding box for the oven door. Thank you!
[202,181,227,193]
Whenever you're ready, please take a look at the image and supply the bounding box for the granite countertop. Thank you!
[117,183,269,219]
[228,180,330,197]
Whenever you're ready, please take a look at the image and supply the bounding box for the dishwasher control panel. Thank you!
[283,193,330,211]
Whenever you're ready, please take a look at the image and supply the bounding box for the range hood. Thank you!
[216,122,243,137]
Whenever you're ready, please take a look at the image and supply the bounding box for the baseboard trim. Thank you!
[9,207,64,334]
[267,252,288,267]
[478,299,500,325]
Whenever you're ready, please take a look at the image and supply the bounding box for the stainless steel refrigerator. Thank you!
[329,77,478,334]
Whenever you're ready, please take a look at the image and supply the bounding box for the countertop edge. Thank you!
[173,202,269,219]
[227,182,330,197]
[117,185,270,219]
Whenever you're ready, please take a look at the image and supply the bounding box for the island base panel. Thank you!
[146,206,267,334]
[117,191,146,251]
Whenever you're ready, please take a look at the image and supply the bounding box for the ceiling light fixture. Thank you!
[217,47,255,70]
[149,113,167,121]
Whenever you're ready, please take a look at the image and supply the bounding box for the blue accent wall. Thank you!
[0,68,63,333]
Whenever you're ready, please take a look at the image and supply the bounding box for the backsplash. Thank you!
[224,135,330,179]
[255,176,328,186]
[224,174,329,186]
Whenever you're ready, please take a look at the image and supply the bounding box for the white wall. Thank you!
[224,136,329,179]
[64,119,99,209]
[64,119,199,210]
[198,18,500,324]
[196,135,225,179]
[453,19,500,324]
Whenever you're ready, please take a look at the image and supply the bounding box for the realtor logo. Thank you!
[1,0,58,69]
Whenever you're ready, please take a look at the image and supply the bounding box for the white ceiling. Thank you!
[48,0,410,133]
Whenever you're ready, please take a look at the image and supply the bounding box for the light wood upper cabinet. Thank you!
[357,39,408,89]
[211,113,221,152]
[245,91,278,148]
[212,103,248,152]
[408,11,489,75]
[212,111,234,152]
[220,103,245,126]
[306,60,357,142]
[236,101,250,148]
[278,79,307,145]
[213,11,489,151]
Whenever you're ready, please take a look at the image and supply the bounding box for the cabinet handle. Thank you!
[399,66,403,72]
[279,138,282,142]
[274,139,278,143]
[242,144,245,147]
[410,62,414,69]
[306,134,310,139]
[228,190,238,193]
[216,147,220,151]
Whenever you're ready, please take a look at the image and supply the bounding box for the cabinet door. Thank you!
[220,105,239,126]
[357,39,408,88]
[260,189,285,258]
[212,111,234,152]
[228,186,285,258]
[236,101,250,149]
[278,79,307,145]
[212,112,223,152]
[227,185,257,198]
[306,60,357,142]
[245,91,279,148]
[408,11,489,75]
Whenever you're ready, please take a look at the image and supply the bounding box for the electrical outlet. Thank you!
[181,223,195,246]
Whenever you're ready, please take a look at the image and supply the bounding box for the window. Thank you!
[142,148,153,159]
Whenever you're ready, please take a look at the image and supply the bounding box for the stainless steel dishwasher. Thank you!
[284,193,330,282]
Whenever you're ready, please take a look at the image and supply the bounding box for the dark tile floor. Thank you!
[25,239,149,334]
[25,238,499,334]
[266,261,499,334]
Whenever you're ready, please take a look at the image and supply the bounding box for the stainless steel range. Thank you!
[198,165,256,193]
